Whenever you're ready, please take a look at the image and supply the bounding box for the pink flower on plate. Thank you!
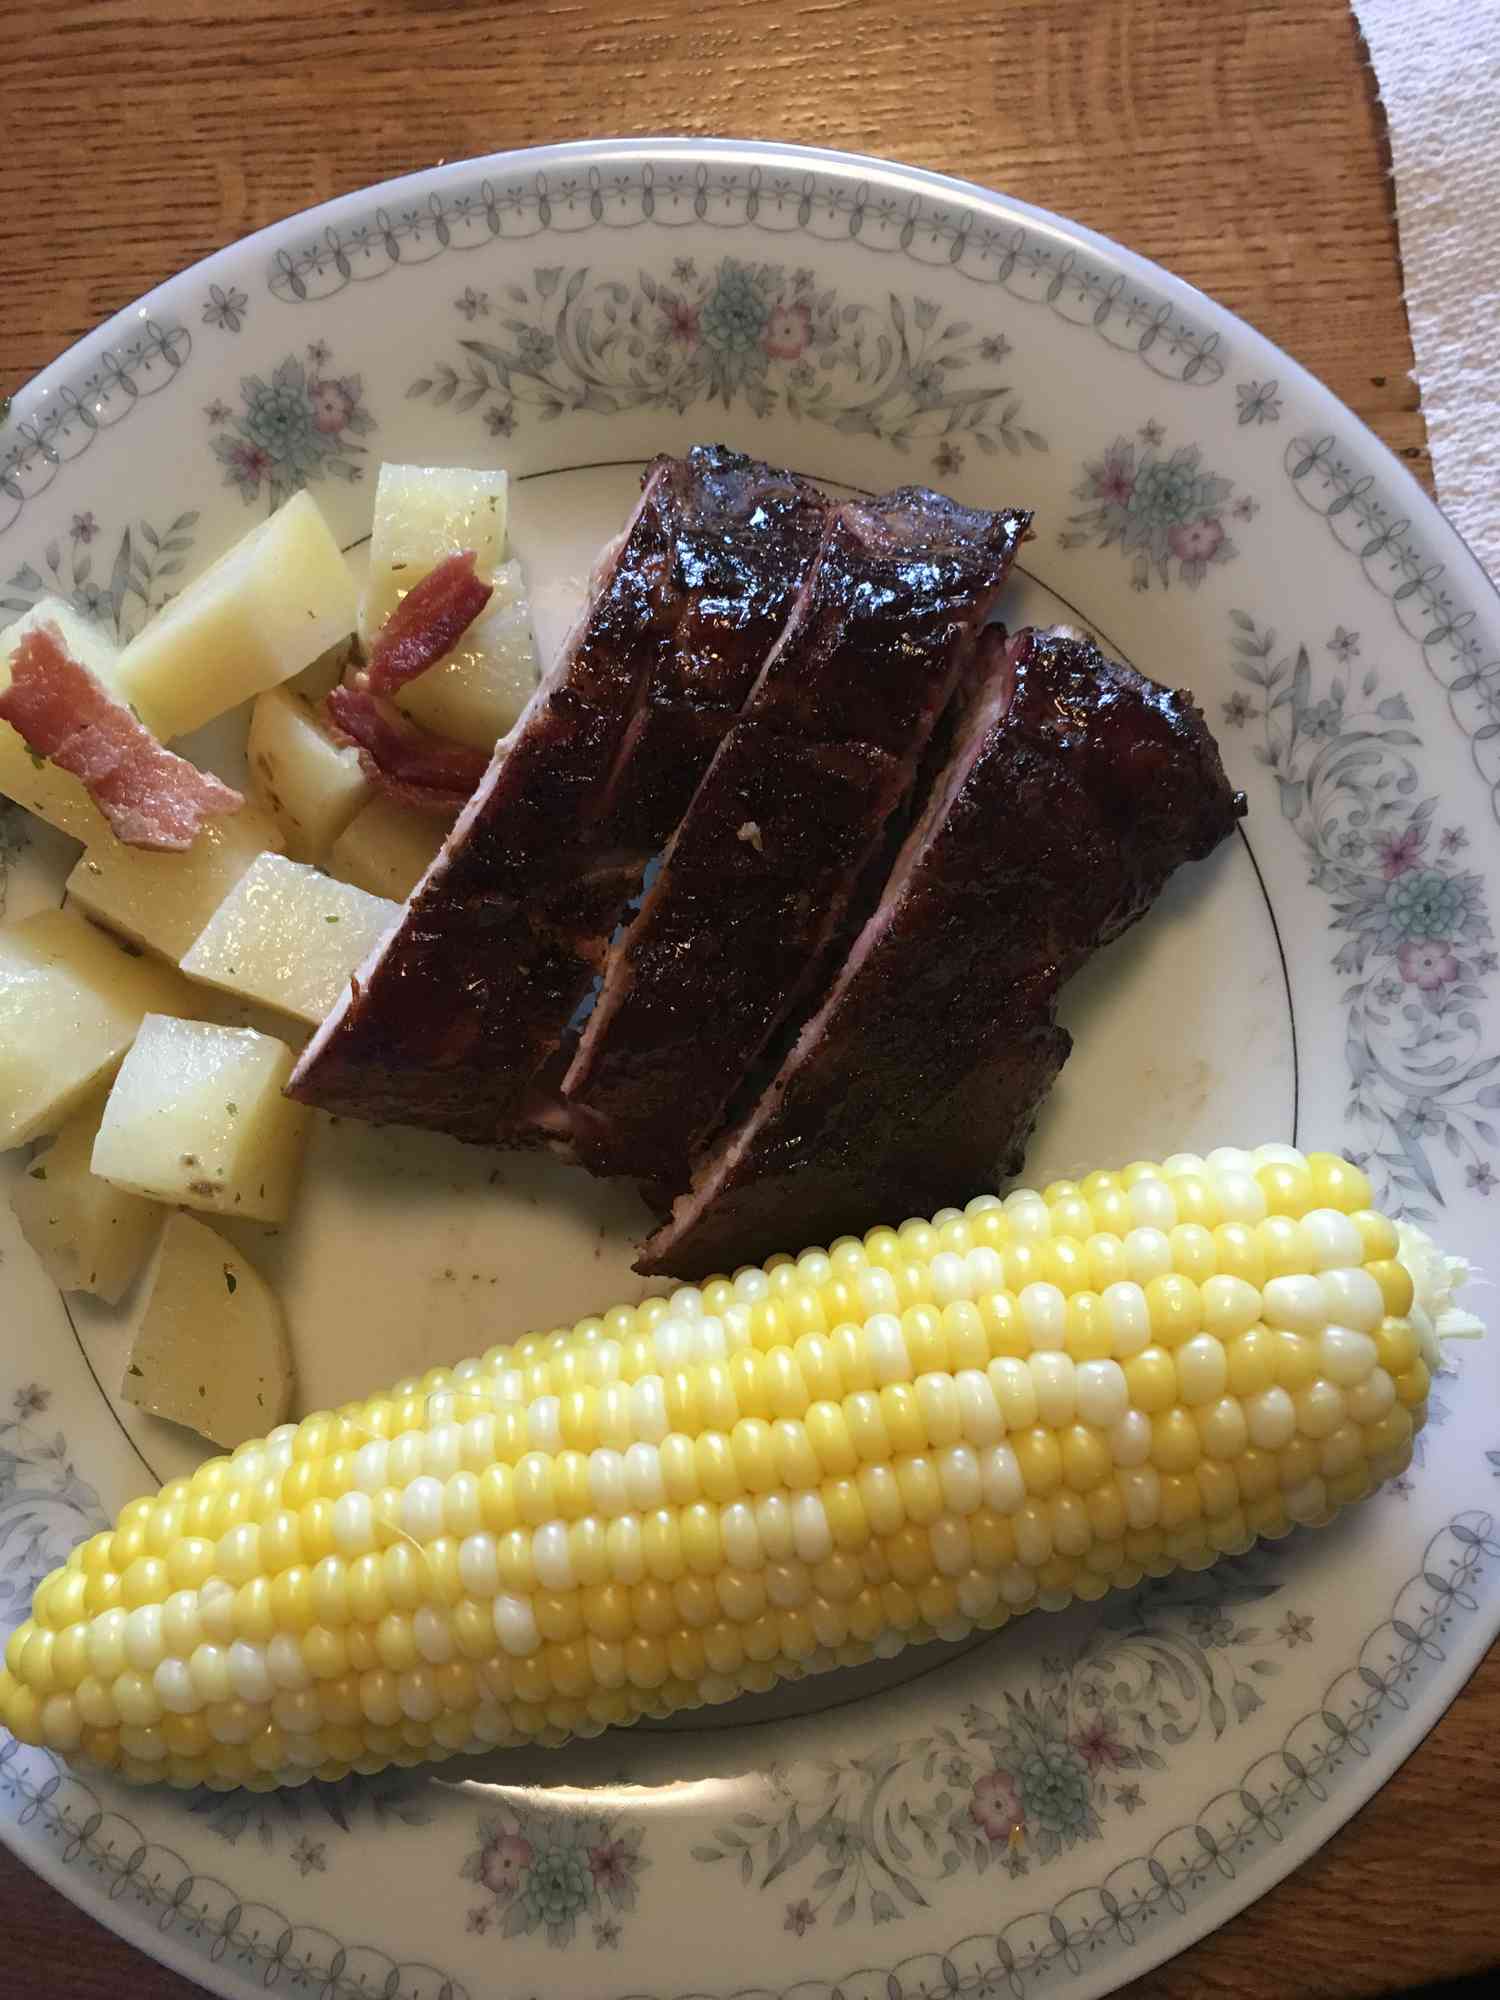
[662,298,700,346]
[764,300,813,360]
[1087,443,1136,508]
[1377,826,1424,879]
[1073,1714,1130,1773]
[1397,938,1459,992]
[588,1838,631,1896]
[309,377,357,434]
[970,1769,1025,1842]
[1166,515,1225,562]
[478,1832,533,1897]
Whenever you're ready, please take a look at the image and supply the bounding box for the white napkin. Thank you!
[1352,0,1500,583]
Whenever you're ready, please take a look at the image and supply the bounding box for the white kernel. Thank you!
[267,1423,298,1448]
[938,1443,983,1514]
[397,1669,441,1722]
[264,1437,296,1478]
[755,1493,795,1561]
[722,1303,754,1347]
[606,1515,644,1584]
[401,1476,445,1543]
[332,1491,375,1557]
[227,1640,273,1704]
[669,1287,706,1319]
[198,1580,236,1646]
[1296,1378,1346,1435]
[1297,1210,1364,1272]
[1020,1281,1067,1352]
[188,1644,232,1706]
[791,1492,833,1564]
[124,1605,166,1674]
[452,1357,486,1382]
[1075,1359,1128,1428]
[229,1444,266,1482]
[492,1594,541,1656]
[462,1414,498,1471]
[588,1449,628,1516]
[493,1367,526,1404]
[765,1562,811,1608]
[389,1432,426,1487]
[353,1440,390,1494]
[1109,1410,1153,1467]
[651,1315,694,1369]
[1251,1142,1305,1170]
[423,1424,463,1480]
[999,1563,1037,1606]
[1176,1335,1229,1406]
[856,1266,900,1317]
[796,1250,833,1288]
[267,1633,313,1691]
[526,1396,562,1453]
[281,1731,327,1767]
[1013,1505,1052,1566]
[1120,1465,1161,1528]
[966,1193,1003,1215]
[1319,1423,1365,1478]
[533,1522,575,1592]
[732,1266,770,1302]
[870,1629,906,1659]
[979,1443,1025,1514]
[931,1517,973,1577]
[425,1392,457,1426]
[1206,1146,1254,1174]
[414,1606,455,1665]
[696,1317,728,1361]
[1318,1325,1379,1388]
[1197,1397,1249,1460]
[1283,1476,1329,1524]
[1163,1152,1207,1176]
[965,1246,1005,1296]
[865,1313,912,1386]
[988,1356,1038,1428]
[929,1251,971,1307]
[625,1441,666,1509]
[1346,1368,1396,1423]
[1319,1267,1384,1334]
[1214,1170,1268,1224]
[1004,1194,1052,1243]
[631,1376,669,1445]
[1245,1386,1297,1449]
[152,1659,197,1715]
[458,1533,500,1598]
[720,1502,763,1569]
[119,1726,167,1762]
[586,1341,624,1386]
[1124,1227,1172,1284]
[272,1689,323,1734]
[1128,1179,1178,1231]
[1262,1275,1328,1335]
[955,1369,1005,1445]
[1102,1282,1151,1359]
[1029,1351,1076,1426]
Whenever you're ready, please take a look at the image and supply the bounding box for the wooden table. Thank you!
[0,0,1494,1994]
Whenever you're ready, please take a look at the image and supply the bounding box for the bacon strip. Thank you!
[0,623,243,850]
[324,684,490,814]
[364,551,493,696]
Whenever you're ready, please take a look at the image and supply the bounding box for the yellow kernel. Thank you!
[559,1387,598,1452]
[1064,1293,1114,1362]
[1351,1209,1400,1263]
[1012,1428,1063,1497]
[660,1434,700,1505]
[681,1503,723,1575]
[901,1306,947,1375]
[452,1601,498,1660]
[121,1558,169,1609]
[233,1578,275,1642]
[479,1465,517,1534]
[1394,1360,1431,1409]
[880,1580,920,1630]
[879,1385,927,1456]
[535,1592,584,1643]
[1326,1465,1374,1507]
[269,1567,315,1634]
[772,1420,821,1491]
[806,1403,857,1478]
[375,1614,419,1673]
[896,1455,943,1524]
[695,1432,743,1503]
[1085,1480,1127,1544]
[664,1369,703,1435]
[1060,1426,1111,1493]
[1085,1232,1130,1291]
[1256,1158,1316,1219]
[348,1554,390,1626]
[969,1508,1017,1571]
[1145,1274,1201,1347]
[1212,1224,1265,1288]
[731,1418,778,1493]
[514,1453,555,1526]
[698,1361,741,1433]
[85,1571,122,1616]
[302,1500,337,1565]
[1271,1329,1320,1391]
[1293,1379,1346,1440]
[1307,1152,1372,1212]
[1277,1437,1322,1489]
[1124,1348,1177,1415]
[166,1538,217,1592]
[1041,1236,1088,1295]
[345,1626,378,1673]
[1373,1317,1419,1376]
[632,1578,676,1637]
[885,1525,933,1586]
[794,1335,843,1403]
[1368,1260,1415,1318]
[1196,1460,1240,1518]
[1150,1409,1202,1473]
[823,1478,868,1550]
[1157,1472,1201,1529]
[1257,1214,1306,1277]
[1050,1491,1092,1557]
[581,1583,633,1642]
[1225,1328,1276,1395]
[1363,1406,1415,1459]
[1195,1396,1250,1461]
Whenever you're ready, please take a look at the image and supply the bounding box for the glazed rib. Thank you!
[288,447,828,1141]
[563,490,1031,1180]
[638,626,1243,1276]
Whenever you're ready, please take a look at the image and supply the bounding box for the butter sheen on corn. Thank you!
[0,1145,1453,1793]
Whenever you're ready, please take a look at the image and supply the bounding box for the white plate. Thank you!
[1,139,1497,2000]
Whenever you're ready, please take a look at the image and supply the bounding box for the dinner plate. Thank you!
[2,138,1497,2000]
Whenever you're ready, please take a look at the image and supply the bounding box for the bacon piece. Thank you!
[364,551,493,696]
[0,623,243,851]
[324,684,489,813]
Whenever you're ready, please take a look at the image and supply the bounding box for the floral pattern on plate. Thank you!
[461,1799,647,1948]
[409,259,1046,471]
[1223,611,1498,1218]
[1061,431,1248,590]
[210,349,376,509]
[2,507,201,640]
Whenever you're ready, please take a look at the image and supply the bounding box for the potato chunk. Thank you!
[10,1089,162,1301]
[181,852,397,1025]
[248,686,372,861]
[65,804,283,963]
[123,1213,292,1446]
[92,1015,308,1222]
[393,559,538,751]
[0,909,195,1148]
[1,598,148,839]
[327,795,446,901]
[359,463,509,644]
[115,493,358,739]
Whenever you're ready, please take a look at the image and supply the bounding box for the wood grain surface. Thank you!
[0,0,1494,1996]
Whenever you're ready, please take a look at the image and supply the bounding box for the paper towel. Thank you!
[1352,0,1500,583]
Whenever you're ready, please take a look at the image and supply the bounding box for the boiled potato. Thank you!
[65,804,283,964]
[393,558,538,751]
[10,1088,162,1301]
[247,687,372,861]
[123,1212,292,1447]
[114,492,358,739]
[181,852,397,1026]
[359,463,509,645]
[0,909,196,1148]
[328,795,447,901]
[92,1014,309,1223]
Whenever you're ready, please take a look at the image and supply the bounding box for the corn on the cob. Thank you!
[0,1144,1475,1793]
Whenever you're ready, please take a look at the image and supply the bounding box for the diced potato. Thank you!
[247,687,372,861]
[328,795,447,901]
[181,852,397,1025]
[0,597,160,839]
[92,1014,309,1223]
[66,803,284,963]
[0,909,196,1148]
[115,492,358,739]
[359,463,509,644]
[123,1213,292,1447]
[394,559,538,751]
[10,1089,162,1301]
